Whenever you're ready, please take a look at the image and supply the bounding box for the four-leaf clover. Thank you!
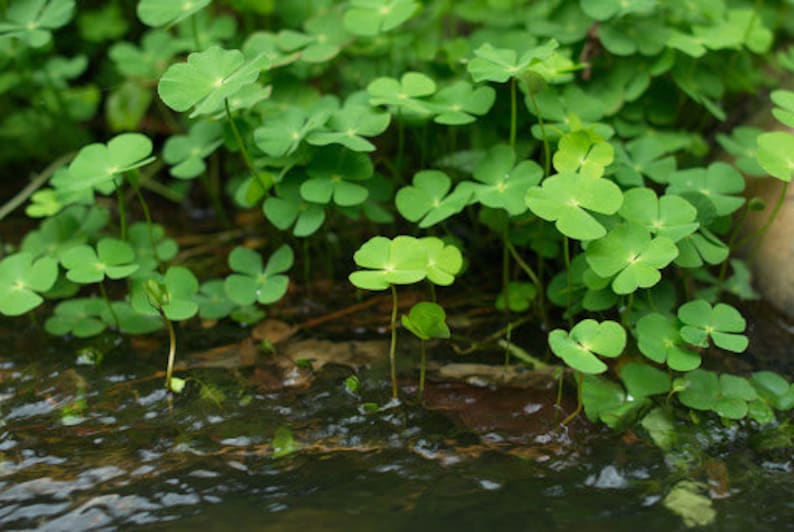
[677,300,748,353]
[549,319,626,374]
[224,244,293,305]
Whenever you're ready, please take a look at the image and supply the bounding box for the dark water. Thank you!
[1,317,793,531]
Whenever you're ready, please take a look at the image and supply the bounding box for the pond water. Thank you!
[1,308,794,531]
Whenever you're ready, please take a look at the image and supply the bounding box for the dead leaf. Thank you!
[252,319,297,344]
[280,339,388,371]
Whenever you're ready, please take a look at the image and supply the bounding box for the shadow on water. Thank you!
[0,306,793,531]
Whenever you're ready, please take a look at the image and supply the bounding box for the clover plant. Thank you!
[3,0,794,430]
[401,301,450,399]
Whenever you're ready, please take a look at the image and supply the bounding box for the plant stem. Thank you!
[509,78,517,150]
[224,98,272,192]
[502,228,511,318]
[389,284,399,400]
[418,341,427,401]
[191,14,201,50]
[115,180,128,241]
[161,313,177,392]
[0,152,74,222]
[98,282,120,329]
[740,180,789,262]
[506,239,548,327]
[563,236,572,327]
[561,372,583,425]
[527,91,551,177]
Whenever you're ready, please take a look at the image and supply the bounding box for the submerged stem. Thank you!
[162,313,177,392]
[389,285,399,400]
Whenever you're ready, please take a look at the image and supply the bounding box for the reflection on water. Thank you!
[0,320,793,530]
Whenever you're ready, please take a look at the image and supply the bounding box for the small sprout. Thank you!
[677,299,748,353]
[169,376,186,394]
[132,266,200,321]
[344,375,360,394]
[158,46,270,118]
[136,0,211,28]
[525,170,624,240]
[0,252,59,316]
[224,244,293,306]
[549,319,626,374]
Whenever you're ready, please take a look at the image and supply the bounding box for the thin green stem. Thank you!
[162,313,177,392]
[115,180,128,241]
[397,110,405,178]
[561,372,583,426]
[224,98,272,191]
[389,284,399,400]
[563,236,572,327]
[428,281,437,302]
[528,91,551,177]
[191,14,201,50]
[622,292,634,327]
[509,78,517,150]
[502,229,511,318]
[98,282,119,329]
[739,181,789,261]
[418,341,427,401]
[505,239,548,327]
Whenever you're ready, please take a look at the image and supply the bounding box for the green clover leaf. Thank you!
[752,371,794,411]
[194,279,236,320]
[301,146,373,206]
[137,0,211,28]
[468,40,558,83]
[614,136,678,185]
[395,170,474,228]
[757,131,794,182]
[45,298,107,337]
[586,224,678,295]
[496,281,537,313]
[343,0,419,37]
[163,121,223,179]
[428,81,496,125]
[678,300,748,353]
[307,95,391,152]
[0,252,58,316]
[158,46,270,118]
[676,370,758,419]
[715,126,764,177]
[580,0,656,21]
[420,237,462,286]
[368,72,436,117]
[61,238,139,284]
[549,319,626,374]
[675,228,729,268]
[59,133,155,193]
[525,171,623,240]
[0,0,74,48]
[401,301,450,341]
[132,266,199,321]
[224,244,293,305]
[619,362,671,400]
[349,236,427,291]
[636,312,701,371]
[771,90,794,128]
[255,106,331,157]
[21,206,109,260]
[263,175,326,237]
[619,188,699,242]
[127,222,178,277]
[470,144,543,216]
[277,11,349,63]
[553,129,614,179]
[666,162,745,216]
[109,30,182,80]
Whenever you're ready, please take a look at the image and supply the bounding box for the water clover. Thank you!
[675,229,729,268]
[636,313,701,371]
[59,133,155,193]
[127,222,178,277]
[496,281,537,313]
[0,252,58,316]
[552,129,614,179]
[580,0,656,21]
[132,266,200,321]
[614,136,678,186]
[468,40,559,83]
[401,301,450,398]
[255,107,331,158]
[300,146,374,206]
[586,224,678,295]
[619,362,671,400]
[348,236,427,291]
[136,0,211,28]
[276,11,349,64]
[224,244,293,306]
[109,30,181,80]
[0,0,75,48]
[194,280,236,320]
[45,298,107,337]
[368,72,436,117]
[428,81,496,125]
[549,319,626,374]
[618,188,699,242]
[677,299,748,353]
[395,170,473,228]
[61,238,139,284]
[163,121,223,179]
[665,162,745,216]
[525,171,623,240]
[757,132,794,182]
[343,0,420,37]
[675,370,759,420]
[716,126,764,177]
[771,90,794,128]
[307,96,391,152]
[469,144,543,216]
[263,176,326,237]
[419,237,463,286]
[158,46,270,118]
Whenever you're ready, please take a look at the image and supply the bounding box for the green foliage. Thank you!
[0,0,75,47]
[401,301,450,341]
[137,0,211,28]
[224,244,293,305]
[548,319,626,374]
[0,252,58,316]
[61,238,139,283]
[677,300,748,353]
